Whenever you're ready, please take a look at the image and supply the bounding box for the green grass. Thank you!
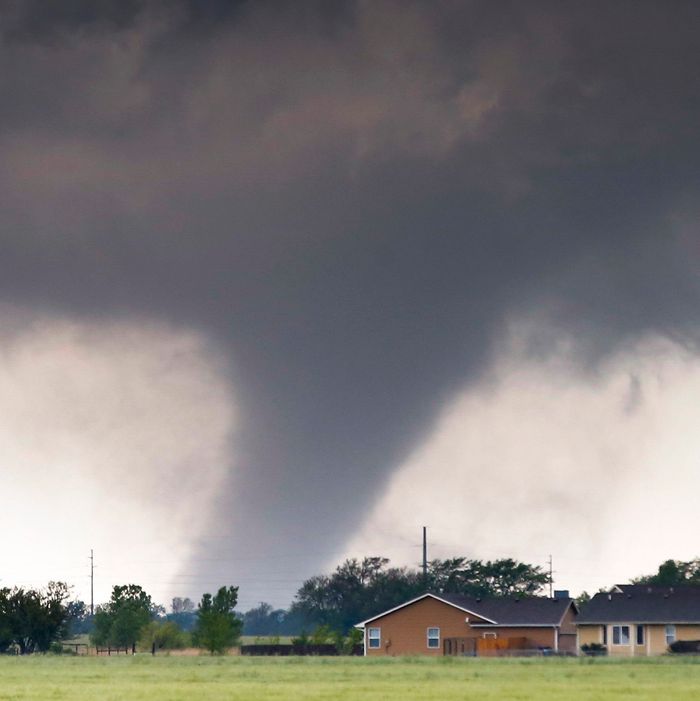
[0,656,699,700]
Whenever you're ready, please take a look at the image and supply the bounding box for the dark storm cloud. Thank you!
[1,0,699,601]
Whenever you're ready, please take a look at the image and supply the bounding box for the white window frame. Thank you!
[368,627,381,649]
[636,625,644,646]
[665,625,676,646]
[612,625,630,645]
[482,632,497,639]
[427,627,440,649]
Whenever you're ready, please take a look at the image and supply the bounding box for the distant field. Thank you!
[0,655,699,700]
[61,634,295,650]
[239,635,295,645]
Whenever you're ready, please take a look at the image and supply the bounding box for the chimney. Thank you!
[553,590,569,600]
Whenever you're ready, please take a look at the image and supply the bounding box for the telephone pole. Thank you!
[90,549,94,616]
[422,526,428,588]
[548,554,553,598]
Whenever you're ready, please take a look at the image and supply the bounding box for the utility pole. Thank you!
[548,554,553,598]
[90,549,94,616]
[422,526,428,589]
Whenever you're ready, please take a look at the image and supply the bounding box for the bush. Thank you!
[333,627,363,655]
[310,625,334,646]
[138,621,190,651]
[669,640,700,654]
[581,643,607,656]
[291,631,310,648]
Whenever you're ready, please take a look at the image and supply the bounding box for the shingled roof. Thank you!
[438,593,575,627]
[578,586,700,624]
[355,592,575,628]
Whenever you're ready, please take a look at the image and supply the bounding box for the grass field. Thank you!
[0,655,699,700]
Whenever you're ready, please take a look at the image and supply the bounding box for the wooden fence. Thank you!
[444,636,548,657]
[95,644,136,656]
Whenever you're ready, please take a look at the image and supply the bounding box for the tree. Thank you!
[167,597,197,631]
[0,581,71,654]
[171,597,195,615]
[633,559,700,587]
[576,591,591,607]
[242,602,278,635]
[65,600,92,636]
[428,558,550,598]
[241,602,306,636]
[291,555,552,634]
[291,557,423,633]
[92,584,154,650]
[139,620,190,651]
[194,586,242,654]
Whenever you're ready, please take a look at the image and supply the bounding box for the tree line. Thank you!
[2,556,696,653]
[288,556,551,634]
[249,556,700,635]
[0,582,242,655]
[92,584,242,654]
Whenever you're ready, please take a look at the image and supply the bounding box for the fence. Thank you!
[444,636,561,657]
[241,643,363,656]
[95,644,136,656]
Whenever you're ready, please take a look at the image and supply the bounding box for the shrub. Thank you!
[669,640,700,654]
[581,643,607,656]
[138,621,190,651]
[291,631,310,648]
[334,627,363,655]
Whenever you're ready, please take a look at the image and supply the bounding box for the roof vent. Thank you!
[608,594,612,601]
[664,594,669,599]
[476,597,481,603]
[627,594,632,599]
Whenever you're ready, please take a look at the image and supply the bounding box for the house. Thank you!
[354,592,578,656]
[577,585,700,656]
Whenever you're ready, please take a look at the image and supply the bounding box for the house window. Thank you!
[612,625,630,645]
[602,626,607,645]
[636,625,644,646]
[427,627,440,649]
[368,627,381,649]
[665,625,676,645]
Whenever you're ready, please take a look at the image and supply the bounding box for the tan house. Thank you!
[577,585,700,656]
[355,592,578,656]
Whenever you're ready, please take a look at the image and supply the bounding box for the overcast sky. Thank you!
[0,0,699,609]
